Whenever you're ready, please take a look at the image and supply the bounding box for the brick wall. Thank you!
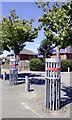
[51,53,72,59]
[19,54,37,60]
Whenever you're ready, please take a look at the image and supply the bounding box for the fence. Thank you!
[18,60,29,71]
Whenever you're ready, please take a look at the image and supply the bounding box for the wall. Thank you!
[51,53,72,59]
[66,53,72,59]
[61,72,71,86]
[51,54,65,59]
[19,54,37,60]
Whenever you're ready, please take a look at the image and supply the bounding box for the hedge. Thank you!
[29,58,45,71]
[29,58,72,72]
[61,59,72,72]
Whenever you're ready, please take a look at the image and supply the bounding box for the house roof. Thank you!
[52,46,72,54]
[19,48,37,55]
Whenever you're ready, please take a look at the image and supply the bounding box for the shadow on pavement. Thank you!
[60,85,72,108]
[30,78,45,85]
[29,89,34,92]
[18,73,41,78]
[2,72,45,85]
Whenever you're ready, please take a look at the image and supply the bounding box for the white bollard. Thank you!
[0,66,1,78]
[3,72,6,80]
[9,58,18,85]
[0,65,1,78]
[68,67,70,72]
[45,58,61,110]
[25,76,30,92]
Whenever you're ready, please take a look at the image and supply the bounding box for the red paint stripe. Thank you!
[46,68,60,71]
[10,64,18,67]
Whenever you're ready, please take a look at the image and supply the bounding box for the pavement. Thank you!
[0,69,72,118]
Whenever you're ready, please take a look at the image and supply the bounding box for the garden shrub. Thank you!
[61,59,72,72]
[68,59,72,71]
[29,58,72,72]
[29,58,45,71]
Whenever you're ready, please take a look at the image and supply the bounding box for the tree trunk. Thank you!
[56,46,60,59]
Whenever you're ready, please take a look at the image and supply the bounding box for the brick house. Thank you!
[51,46,72,59]
[18,48,37,60]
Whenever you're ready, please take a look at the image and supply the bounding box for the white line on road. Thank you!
[21,102,43,118]
[21,102,25,105]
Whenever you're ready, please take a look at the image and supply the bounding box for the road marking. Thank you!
[21,102,25,105]
[25,105,43,118]
[21,102,42,118]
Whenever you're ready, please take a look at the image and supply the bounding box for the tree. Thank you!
[2,9,39,55]
[0,22,2,51]
[38,38,54,58]
[36,1,72,58]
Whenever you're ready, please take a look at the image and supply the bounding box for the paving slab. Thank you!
[1,80,70,118]
[0,69,72,118]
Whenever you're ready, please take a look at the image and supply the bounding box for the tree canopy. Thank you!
[36,1,72,51]
[38,38,54,58]
[1,9,39,55]
[0,23,2,51]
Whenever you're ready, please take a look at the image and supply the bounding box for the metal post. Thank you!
[68,67,70,72]
[56,46,60,59]
[45,79,50,109]
[0,65,1,78]
[9,58,18,85]
[45,79,48,108]
[0,61,2,78]
[9,70,11,85]
[59,79,61,109]
[53,80,55,110]
[50,79,52,110]
[25,76,30,92]
[45,58,61,110]
[56,80,58,110]
[48,79,50,109]
[3,72,6,80]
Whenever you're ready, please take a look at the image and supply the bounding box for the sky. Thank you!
[1,1,67,53]
[2,2,45,53]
